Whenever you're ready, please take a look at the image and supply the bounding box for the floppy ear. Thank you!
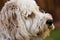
[1,1,17,21]
[1,1,30,40]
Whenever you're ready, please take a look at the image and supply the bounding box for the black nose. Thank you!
[46,20,53,26]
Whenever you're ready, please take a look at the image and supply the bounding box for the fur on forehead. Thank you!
[10,0,40,18]
[44,13,53,20]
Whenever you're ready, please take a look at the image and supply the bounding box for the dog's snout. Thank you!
[46,20,53,26]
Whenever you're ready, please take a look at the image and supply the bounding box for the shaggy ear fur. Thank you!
[0,1,30,40]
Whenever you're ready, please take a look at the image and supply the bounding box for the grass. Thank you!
[44,27,60,40]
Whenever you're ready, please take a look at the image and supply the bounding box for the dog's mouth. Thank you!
[36,24,55,39]
[48,24,55,30]
[36,30,50,39]
[37,31,41,36]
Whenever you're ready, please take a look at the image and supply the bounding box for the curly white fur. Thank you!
[0,0,55,40]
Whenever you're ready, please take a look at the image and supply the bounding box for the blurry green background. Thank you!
[44,27,60,40]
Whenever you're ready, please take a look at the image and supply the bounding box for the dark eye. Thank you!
[46,19,53,26]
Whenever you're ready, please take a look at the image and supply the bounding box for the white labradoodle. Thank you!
[0,0,55,40]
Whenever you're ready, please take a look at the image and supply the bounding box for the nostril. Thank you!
[46,20,53,26]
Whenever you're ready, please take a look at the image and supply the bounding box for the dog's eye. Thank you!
[46,19,53,26]
[28,12,35,18]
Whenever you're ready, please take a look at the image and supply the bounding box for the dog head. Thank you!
[12,0,55,39]
[0,0,55,40]
[26,12,55,40]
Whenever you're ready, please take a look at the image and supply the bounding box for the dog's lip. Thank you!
[37,32,40,36]
[37,31,42,36]
[48,24,55,30]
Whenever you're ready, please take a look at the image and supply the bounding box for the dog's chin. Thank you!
[29,28,49,40]
[40,24,55,39]
[30,24,55,40]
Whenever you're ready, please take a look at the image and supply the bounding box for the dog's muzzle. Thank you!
[37,20,55,37]
[46,19,55,30]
